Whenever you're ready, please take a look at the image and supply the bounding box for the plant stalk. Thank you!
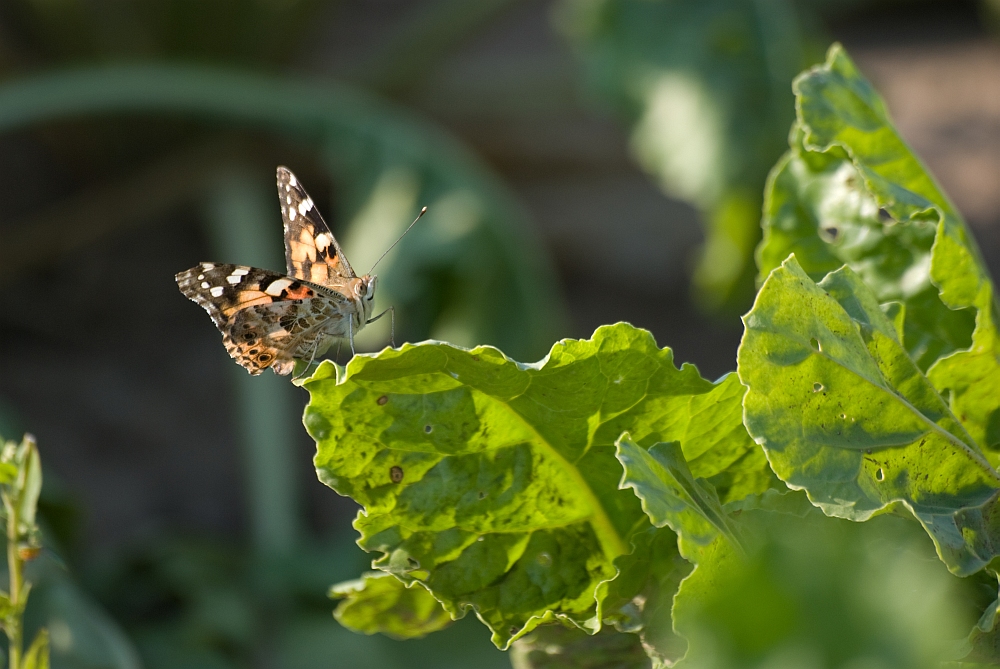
[6,494,22,669]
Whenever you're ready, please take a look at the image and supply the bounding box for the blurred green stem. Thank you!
[5,501,22,669]
[205,169,301,557]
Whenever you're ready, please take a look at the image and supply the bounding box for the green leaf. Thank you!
[597,526,690,666]
[331,572,452,640]
[757,43,1000,463]
[0,463,17,486]
[510,624,651,669]
[305,323,755,647]
[672,510,970,669]
[615,435,741,558]
[738,257,1000,575]
[23,628,49,669]
[965,574,1000,663]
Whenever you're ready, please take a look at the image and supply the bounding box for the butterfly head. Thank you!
[357,274,377,320]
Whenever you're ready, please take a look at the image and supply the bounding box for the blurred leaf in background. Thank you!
[673,511,973,669]
[555,0,825,312]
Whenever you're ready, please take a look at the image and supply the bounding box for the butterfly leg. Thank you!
[292,338,323,381]
[367,306,396,348]
[348,318,356,356]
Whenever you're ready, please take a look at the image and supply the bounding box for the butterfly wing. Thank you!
[176,262,349,375]
[276,166,356,286]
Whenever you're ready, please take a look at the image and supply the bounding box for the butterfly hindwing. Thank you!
[277,166,355,286]
[175,262,347,375]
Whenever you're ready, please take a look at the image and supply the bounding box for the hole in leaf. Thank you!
[813,382,824,392]
[875,468,885,481]
[390,466,403,483]
[810,338,821,352]
[377,395,388,406]
[478,491,486,500]
[821,226,840,242]
[878,208,895,224]
[424,425,433,434]
[407,557,419,568]
[840,413,846,420]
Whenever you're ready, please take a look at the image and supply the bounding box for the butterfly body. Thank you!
[176,167,379,376]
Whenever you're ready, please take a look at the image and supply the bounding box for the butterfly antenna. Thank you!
[368,206,427,274]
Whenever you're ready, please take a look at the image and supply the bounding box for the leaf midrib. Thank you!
[755,322,1000,482]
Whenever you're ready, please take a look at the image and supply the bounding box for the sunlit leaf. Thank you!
[615,436,740,558]
[738,257,1000,575]
[757,43,1000,464]
[331,572,452,640]
[304,323,760,648]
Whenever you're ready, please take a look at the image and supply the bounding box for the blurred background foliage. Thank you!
[0,0,998,667]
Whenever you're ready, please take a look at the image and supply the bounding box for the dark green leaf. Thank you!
[965,573,1000,663]
[331,572,452,640]
[597,525,689,666]
[305,323,752,647]
[738,257,1000,575]
[510,624,650,669]
[672,511,970,669]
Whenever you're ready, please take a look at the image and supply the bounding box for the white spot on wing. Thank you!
[232,268,249,276]
[265,279,293,296]
[227,275,241,284]
[297,198,313,215]
[203,263,215,270]
[201,281,210,289]
[197,274,205,280]
[288,207,297,221]
[210,286,224,297]
[315,233,330,249]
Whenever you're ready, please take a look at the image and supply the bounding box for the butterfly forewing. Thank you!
[276,166,356,285]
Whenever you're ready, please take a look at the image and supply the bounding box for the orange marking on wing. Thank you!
[289,239,316,263]
[284,285,314,299]
[222,294,274,316]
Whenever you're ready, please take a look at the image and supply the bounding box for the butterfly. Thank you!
[176,167,423,376]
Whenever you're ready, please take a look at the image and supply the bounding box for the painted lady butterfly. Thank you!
[176,167,422,375]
